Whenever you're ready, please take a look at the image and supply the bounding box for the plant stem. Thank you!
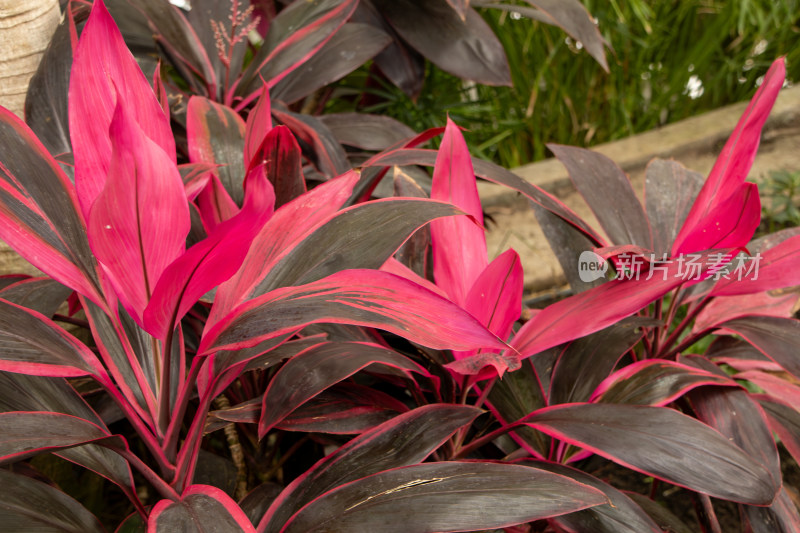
[164,357,203,461]
[158,327,175,436]
[118,447,180,502]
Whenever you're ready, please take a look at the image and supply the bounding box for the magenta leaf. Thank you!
[200,269,506,356]
[507,251,728,360]
[257,126,306,208]
[693,291,797,333]
[0,298,104,378]
[186,96,247,207]
[0,108,103,305]
[258,404,483,532]
[143,165,275,340]
[673,181,761,254]
[258,341,429,438]
[69,0,174,217]
[591,360,734,406]
[245,85,272,168]
[0,411,121,464]
[149,485,255,533]
[712,234,800,296]
[278,462,607,533]
[524,403,776,504]
[211,172,359,324]
[673,58,785,255]
[195,173,240,230]
[88,101,189,326]
[549,144,652,249]
[430,118,487,305]
[0,468,105,533]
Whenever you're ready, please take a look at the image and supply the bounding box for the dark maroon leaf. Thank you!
[279,462,607,533]
[742,487,800,533]
[258,126,306,208]
[625,492,695,533]
[272,107,350,178]
[372,0,510,85]
[758,396,800,468]
[644,159,704,256]
[240,483,283,528]
[276,385,407,434]
[0,372,134,492]
[24,9,75,158]
[0,110,102,303]
[524,403,777,504]
[252,198,460,295]
[187,97,247,206]
[593,360,734,406]
[272,23,391,104]
[0,278,72,318]
[487,358,549,458]
[362,147,602,242]
[524,0,609,70]
[549,145,652,249]
[149,485,254,532]
[128,0,216,94]
[259,341,426,436]
[259,404,481,531]
[549,317,650,404]
[532,202,606,292]
[373,34,425,97]
[0,468,105,532]
[528,462,663,533]
[0,298,102,377]
[0,411,119,464]
[239,0,358,96]
[684,356,781,484]
[720,316,800,380]
[319,113,416,151]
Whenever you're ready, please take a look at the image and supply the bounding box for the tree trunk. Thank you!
[0,0,59,276]
[0,0,59,119]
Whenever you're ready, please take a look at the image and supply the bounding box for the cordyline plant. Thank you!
[1,2,799,533]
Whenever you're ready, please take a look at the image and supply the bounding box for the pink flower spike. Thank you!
[673,58,785,255]
[69,0,174,218]
[88,100,190,326]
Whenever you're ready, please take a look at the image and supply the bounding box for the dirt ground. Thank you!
[484,122,800,300]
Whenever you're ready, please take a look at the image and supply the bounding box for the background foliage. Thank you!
[327,0,800,167]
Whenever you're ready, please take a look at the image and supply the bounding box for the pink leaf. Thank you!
[245,84,272,168]
[88,101,190,326]
[694,291,798,333]
[712,234,800,296]
[673,182,761,254]
[144,165,275,340]
[195,172,240,231]
[69,0,174,217]
[510,251,730,359]
[451,249,524,377]
[200,269,507,356]
[209,172,359,327]
[430,118,487,305]
[673,58,785,255]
